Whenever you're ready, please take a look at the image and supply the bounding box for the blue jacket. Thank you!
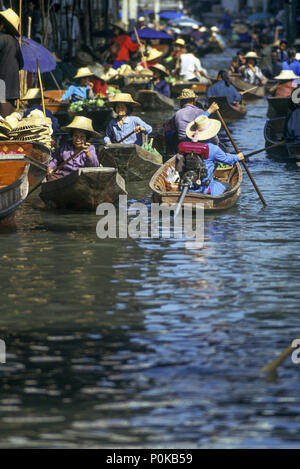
[282,60,300,77]
[207,80,242,104]
[147,79,171,98]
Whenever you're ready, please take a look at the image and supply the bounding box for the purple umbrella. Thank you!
[20,36,56,73]
[131,27,173,41]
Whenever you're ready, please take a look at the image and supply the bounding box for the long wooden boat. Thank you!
[136,90,175,111]
[43,89,70,127]
[267,96,293,119]
[230,76,266,99]
[0,141,51,190]
[264,117,300,162]
[40,167,127,210]
[207,96,247,121]
[0,158,29,227]
[171,81,208,99]
[150,156,243,211]
[98,143,163,182]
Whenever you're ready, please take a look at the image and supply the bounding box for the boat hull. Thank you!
[230,76,266,99]
[0,159,29,226]
[264,117,300,161]
[207,96,247,121]
[136,90,175,111]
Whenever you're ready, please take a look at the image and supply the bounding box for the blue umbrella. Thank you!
[247,13,273,22]
[131,27,173,41]
[170,17,202,26]
[20,36,57,73]
[159,11,184,20]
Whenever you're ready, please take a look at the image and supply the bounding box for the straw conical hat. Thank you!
[21,88,42,101]
[0,117,12,134]
[111,20,128,33]
[74,67,93,79]
[244,51,261,59]
[107,93,140,107]
[199,26,207,32]
[61,116,100,138]
[211,26,219,32]
[174,38,186,46]
[149,63,169,77]
[177,88,197,100]
[186,115,221,141]
[146,49,163,62]
[0,8,20,36]
[275,70,299,80]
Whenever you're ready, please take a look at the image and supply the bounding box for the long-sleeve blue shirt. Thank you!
[147,79,171,98]
[207,80,242,104]
[194,143,239,196]
[61,85,94,102]
[282,59,300,77]
[104,115,152,145]
[286,108,300,142]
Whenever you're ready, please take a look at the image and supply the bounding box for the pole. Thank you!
[134,27,147,69]
[37,59,46,117]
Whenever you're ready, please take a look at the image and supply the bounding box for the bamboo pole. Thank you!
[134,27,147,69]
[37,59,46,117]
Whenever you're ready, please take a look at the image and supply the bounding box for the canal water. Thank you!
[0,49,300,449]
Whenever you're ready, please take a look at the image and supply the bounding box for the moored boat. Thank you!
[136,90,175,111]
[264,117,300,162]
[230,75,266,99]
[40,167,127,210]
[98,143,163,182]
[0,158,29,227]
[267,96,293,119]
[0,140,51,190]
[150,156,242,211]
[207,96,247,121]
[171,81,208,99]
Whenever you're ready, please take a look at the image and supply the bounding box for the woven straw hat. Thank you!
[0,117,12,134]
[186,115,221,141]
[149,63,169,77]
[211,26,219,32]
[111,20,128,33]
[174,38,186,46]
[177,88,197,100]
[244,51,261,60]
[199,26,207,32]
[74,67,93,79]
[146,49,163,62]
[0,8,20,36]
[107,93,140,107]
[21,88,42,101]
[275,70,299,80]
[61,116,100,138]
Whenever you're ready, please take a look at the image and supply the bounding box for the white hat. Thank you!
[244,51,261,59]
[186,115,221,141]
[274,70,299,80]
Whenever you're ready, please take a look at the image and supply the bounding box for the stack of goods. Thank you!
[6,110,53,149]
[0,117,13,140]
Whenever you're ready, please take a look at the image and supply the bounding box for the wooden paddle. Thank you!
[239,86,259,96]
[134,27,148,69]
[217,109,267,207]
[244,140,286,158]
[261,338,300,373]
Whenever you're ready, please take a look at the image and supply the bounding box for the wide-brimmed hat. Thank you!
[186,115,221,141]
[211,26,219,32]
[0,8,20,36]
[274,70,299,80]
[177,88,197,100]
[174,38,186,46]
[199,26,207,32]
[295,53,300,61]
[244,51,261,60]
[149,63,169,77]
[107,93,140,107]
[61,116,100,138]
[146,48,163,62]
[21,88,42,101]
[74,67,94,79]
[111,20,128,33]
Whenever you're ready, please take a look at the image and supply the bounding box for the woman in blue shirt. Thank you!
[104,93,152,146]
[185,114,244,196]
[57,67,94,103]
[207,70,242,105]
[148,64,171,98]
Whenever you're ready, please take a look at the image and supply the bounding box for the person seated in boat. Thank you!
[281,48,300,77]
[228,56,240,75]
[138,48,163,69]
[21,88,59,133]
[104,93,152,146]
[273,70,299,97]
[163,89,219,150]
[56,67,94,103]
[147,64,171,98]
[176,115,244,196]
[242,52,267,85]
[46,116,100,180]
[175,44,210,83]
[285,92,300,142]
[207,70,242,106]
[236,51,247,73]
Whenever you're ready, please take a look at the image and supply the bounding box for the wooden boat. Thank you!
[123,75,151,100]
[40,167,127,210]
[0,158,29,227]
[43,90,70,127]
[230,76,266,99]
[136,90,175,111]
[267,96,293,119]
[98,143,163,182]
[150,156,243,211]
[264,117,300,162]
[171,81,208,99]
[207,96,247,121]
[0,140,51,191]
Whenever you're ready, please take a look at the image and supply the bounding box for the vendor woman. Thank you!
[104,93,152,146]
[57,67,94,102]
[148,64,171,97]
[46,116,99,180]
